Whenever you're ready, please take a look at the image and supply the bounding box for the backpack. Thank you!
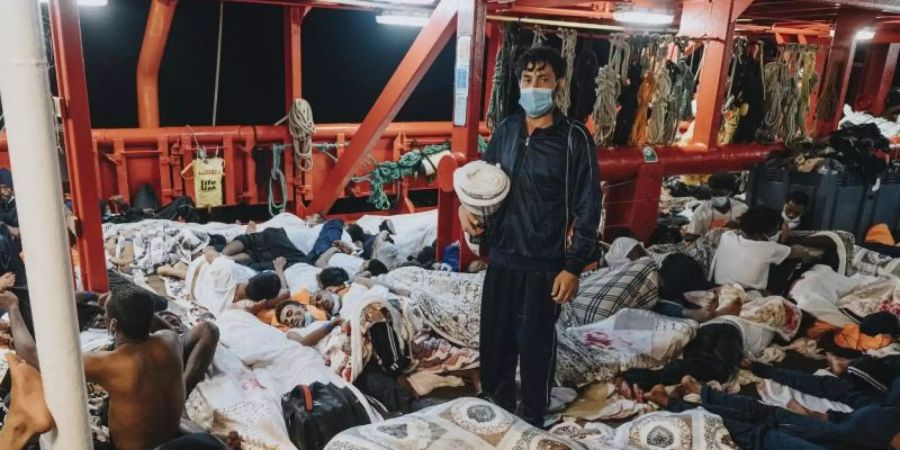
[281,382,370,450]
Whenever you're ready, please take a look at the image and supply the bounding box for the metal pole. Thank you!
[0,1,93,448]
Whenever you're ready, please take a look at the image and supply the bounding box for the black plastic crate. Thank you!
[747,163,790,210]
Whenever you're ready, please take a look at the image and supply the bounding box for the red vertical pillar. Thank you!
[854,43,899,115]
[814,10,873,137]
[284,6,310,216]
[49,0,108,291]
[439,0,486,269]
[679,0,751,150]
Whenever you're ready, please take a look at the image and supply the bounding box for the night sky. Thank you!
[75,0,457,128]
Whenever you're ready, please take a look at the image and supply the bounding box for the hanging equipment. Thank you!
[718,37,747,145]
[756,45,790,144]
[556,28,577,116]
[288,98,315,171]
[648,36,674,145]
[794,45,820,143]
[532,25,547,47]
[487,23,517,130]
[630,35,658,146]
[572,37,599,122]
[268,144,288,216]
[592,34,630,146]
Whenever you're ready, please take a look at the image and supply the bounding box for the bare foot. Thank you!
[716,301,742,317]
[226,431,242,449]
[0,290,19,310]
[6,353,54,434]
[681,375,702,396]
[739,358,753,370]
[246,221,257,233]
[646,384,670,407]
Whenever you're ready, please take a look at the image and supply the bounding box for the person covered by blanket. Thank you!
[685,172,747,240]
[191,248,290,315]
[745,329,900,411]
[0,289,192,450]
[614,295,795,398]
[307,267,410,321]
[712,206,814,293]
[644,375,900,450]
[459,46,601,426]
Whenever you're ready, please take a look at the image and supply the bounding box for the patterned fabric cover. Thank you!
[560,257,660,328]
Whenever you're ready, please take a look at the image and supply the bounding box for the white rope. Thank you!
[556,28,577,116]
[289,98,315,171]
[532,25,546,47]
[592,34,629,146]
[211,0,224,126]
[648,36,674,145]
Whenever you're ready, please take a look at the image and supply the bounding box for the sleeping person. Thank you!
[188,249,289,316]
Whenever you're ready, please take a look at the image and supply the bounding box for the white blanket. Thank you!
[215,308,378,423]
[790,265,863,327]
[355,210,437,260]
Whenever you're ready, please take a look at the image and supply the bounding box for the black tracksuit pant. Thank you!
[480,263,560,427]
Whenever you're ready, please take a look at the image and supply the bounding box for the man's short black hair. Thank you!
[786,191,810,207]
[245,271,281,301]
[107,290,155,340]
[367,259,389,277]
[319,267,349,289]
[515,46,565,81]
[708,172,736,192]
[275,300,303,320]
[739,206,782,236]
[346,224,365,243]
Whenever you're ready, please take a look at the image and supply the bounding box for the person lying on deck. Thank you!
[1,289,185,450]
[345,219,395,260]
[645,375,900,450]
[745,333,900,411]
[190,249,289,315]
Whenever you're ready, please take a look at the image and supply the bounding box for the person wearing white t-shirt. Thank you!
[190,249,291,315]
[711,207,810,291]
[686,173,748,239]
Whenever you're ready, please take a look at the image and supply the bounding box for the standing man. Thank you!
[459,47,601,426]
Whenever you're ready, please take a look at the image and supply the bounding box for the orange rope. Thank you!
[629,73,654,146]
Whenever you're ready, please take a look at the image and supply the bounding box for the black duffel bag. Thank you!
[281,382,370,450]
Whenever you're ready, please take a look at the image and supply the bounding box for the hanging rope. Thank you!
[268,144,288,216]
[211,0,224,125]
[648,36,674,145]
[669,37,695,141]
[629,36,658,146]
[794,45,820,142]
[718,37,747,145]
[592,34,630,146]
[755,46,790,144]
[288,98,315,171]
[816,61,842,123]
[531,25,547,47]
[487,24,516,130]
[556,28,577,116]
[781,44,804,146]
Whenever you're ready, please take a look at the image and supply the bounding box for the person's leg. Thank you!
[182,322,220,394]
[221,238,246,257]
[517,270,560,427]
[306,219,345,263]
[361,234,377,260]
[0,353,54,450]
[0,292,37,368]
[259,228,306,267]
[750,362,879,408]
[479,265,519,413]
[157,262,189,279]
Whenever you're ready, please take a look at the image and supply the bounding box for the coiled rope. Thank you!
[756,46,790,144]
[630,36,659,146]
[268,144,288,216]
[556,28,577,116]
[288,98,315,171]
[364,143,451,210]
[648,36,674,145]
[794,45,820,143]
[532,26,547,47]
[592,34,630,146]
[718,37,747,144]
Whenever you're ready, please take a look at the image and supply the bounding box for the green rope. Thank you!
[269,144,288,216]
[362,137,487,210]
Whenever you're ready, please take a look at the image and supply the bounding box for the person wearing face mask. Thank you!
[779,191,810,240]
[686,172,748,239]
[458,46,601,426]
[711,207,810,291]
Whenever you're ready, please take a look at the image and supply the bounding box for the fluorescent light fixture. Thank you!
[613,8,674,25]
[376,11,430,27]
[39,0,108,6]
[855,28,875,40]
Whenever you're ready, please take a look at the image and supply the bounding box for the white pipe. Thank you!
[0,1,93,449]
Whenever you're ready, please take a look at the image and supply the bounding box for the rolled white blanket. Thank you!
[453,160,510,217]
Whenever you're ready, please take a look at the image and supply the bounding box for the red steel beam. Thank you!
[306,0,459,214]
[814,10,873,136]
[680,0,751,150]
[48,0,108,292]
[442,0,486,268]
[137,0,178,128]
[854,43,891,113]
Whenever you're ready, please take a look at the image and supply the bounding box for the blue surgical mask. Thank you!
[518,88,555,118]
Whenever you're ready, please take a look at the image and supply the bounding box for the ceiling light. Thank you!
[376,10,430,27]
[39,0,108,6]
[855,28,875,40]
[613,8,674,25]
